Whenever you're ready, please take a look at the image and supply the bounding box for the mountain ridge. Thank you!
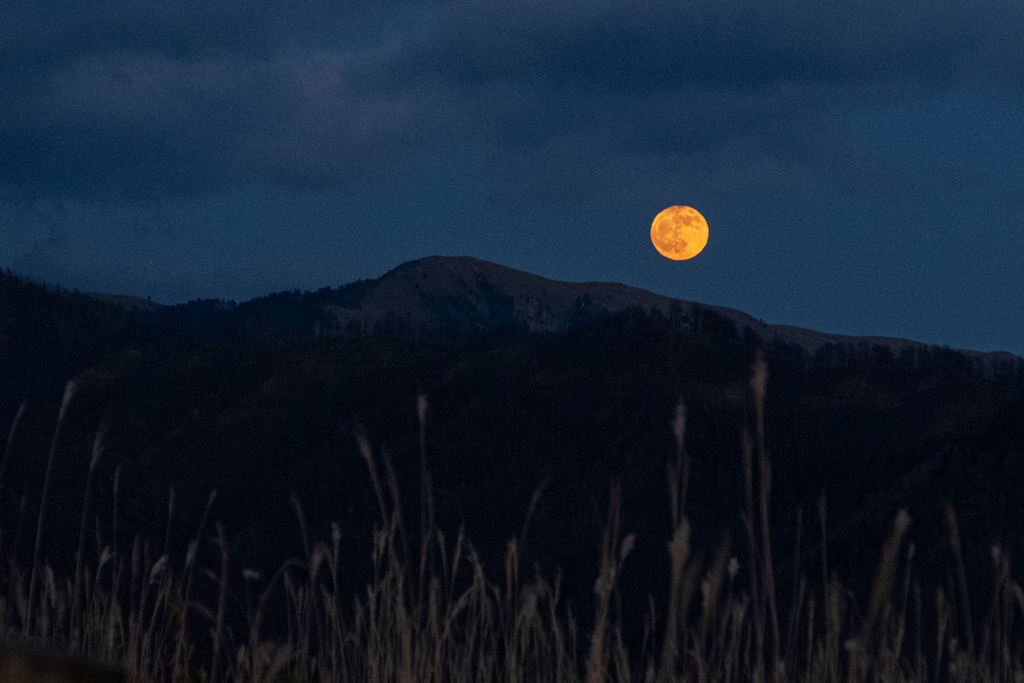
[312,255,1022,363]
[73,254,1020,363]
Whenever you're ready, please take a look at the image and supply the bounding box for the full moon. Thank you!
[651,205,709,260]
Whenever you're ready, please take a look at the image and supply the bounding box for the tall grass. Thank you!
[0,361,1023,682]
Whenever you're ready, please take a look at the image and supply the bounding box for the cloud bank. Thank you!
[3,0,1022,204]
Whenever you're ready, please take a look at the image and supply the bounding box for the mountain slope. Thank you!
[134,255,1018,367]
[326,256,1018,364]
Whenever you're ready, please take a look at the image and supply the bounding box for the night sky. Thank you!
[3,0,1023,355]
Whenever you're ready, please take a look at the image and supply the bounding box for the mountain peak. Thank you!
[330,255,693,336]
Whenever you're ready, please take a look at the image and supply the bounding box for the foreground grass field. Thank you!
[1,362,1022,682]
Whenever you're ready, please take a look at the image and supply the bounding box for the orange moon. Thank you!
[651,205,709,260]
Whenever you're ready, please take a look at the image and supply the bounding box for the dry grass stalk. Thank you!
[210,523,230,683]
[72,423,107,650]
[27,380,76,637]
[587,484,633,683]
[741,428,763,678]
[0,401,26,496]
[945,501,975,657]
[751,353,781,680]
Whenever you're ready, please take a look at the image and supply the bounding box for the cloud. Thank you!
[398,0,1024,90]
[2,0,1022,205]
[1,49,428,199]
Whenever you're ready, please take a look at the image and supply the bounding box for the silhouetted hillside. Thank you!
[136,256,1020,367]
[1,261,1022,652]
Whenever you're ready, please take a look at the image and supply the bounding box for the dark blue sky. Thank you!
[2,0,1023,354]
